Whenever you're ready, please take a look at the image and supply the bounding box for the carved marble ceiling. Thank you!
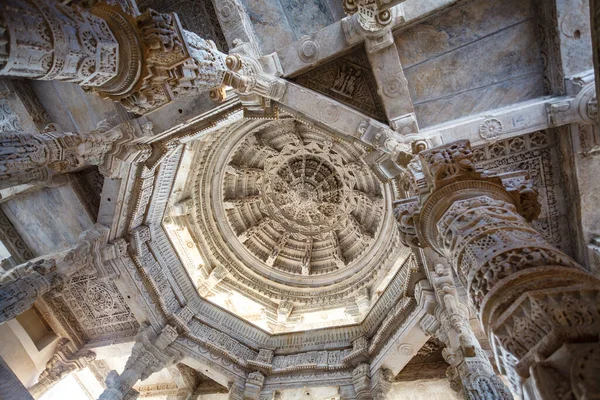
[165,117,409,332]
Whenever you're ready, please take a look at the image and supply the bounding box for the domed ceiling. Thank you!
[166,117,408,332]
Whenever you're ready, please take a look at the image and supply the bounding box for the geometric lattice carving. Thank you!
[472,130,568,251]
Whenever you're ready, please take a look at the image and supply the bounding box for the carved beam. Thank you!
[0,125,122,190]
[420,87,597,148]
[276,0,460,78]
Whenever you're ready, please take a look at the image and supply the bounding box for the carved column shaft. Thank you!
[0,259,61,324]
[395,140,600,398]
[0,0,119,86]
[430,263,512,400]
[0,127,121,189]
[0,224,109,324]
[99,324,180,400]
[0,0,285,115]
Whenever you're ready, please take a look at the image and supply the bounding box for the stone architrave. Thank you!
[394,140,600,398]
[0,224,109,324]
[0,0,285,115]
[98,324,181,400]
[0,126,122,189]
[429,263,512,400]
[28,338,96,399]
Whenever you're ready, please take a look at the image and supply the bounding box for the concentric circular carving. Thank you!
[189,118,401,304]
[263,143,354,235]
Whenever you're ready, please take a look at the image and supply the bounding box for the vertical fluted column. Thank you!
[395,140,600,399]
[0,126,121,189]
[0,224,109,324]
[429,263,512,400]
[98,324,180,400]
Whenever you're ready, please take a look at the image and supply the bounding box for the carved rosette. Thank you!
[395,140,600,397]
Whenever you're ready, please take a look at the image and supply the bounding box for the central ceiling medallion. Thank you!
[221,119,385,277]
[263,141,354,235]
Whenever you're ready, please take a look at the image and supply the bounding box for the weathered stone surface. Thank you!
[1,186,94,256]
[397,0,543,128]
[239,0,296,54]
[556,0,594,78]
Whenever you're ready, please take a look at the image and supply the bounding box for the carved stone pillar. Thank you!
[369,367,392,400]
[28,338,96,399]
[0,0,285,115]
[0,224,109,324]
[394,140,600,399]
[429,263,512,400]
[0,125,122,189]
[242,371,264,400]
[352,363,372,400]
[98,324,181,400]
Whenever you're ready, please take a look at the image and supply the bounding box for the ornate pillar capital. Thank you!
[29,338,96,399]
[0,224,109,324]
[0,0,285,116]
[243,371,265,400]
[99,323,181,400]
[395,140,540,249]
[397,140,600,398]
[0,125,124,189]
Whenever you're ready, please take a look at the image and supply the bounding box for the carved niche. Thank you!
[294,48,386,121]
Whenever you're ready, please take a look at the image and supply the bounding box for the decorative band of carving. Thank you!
[419,180,516,249]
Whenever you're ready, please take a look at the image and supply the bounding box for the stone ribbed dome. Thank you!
[223,119,384,276]
[191,118,401,305]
